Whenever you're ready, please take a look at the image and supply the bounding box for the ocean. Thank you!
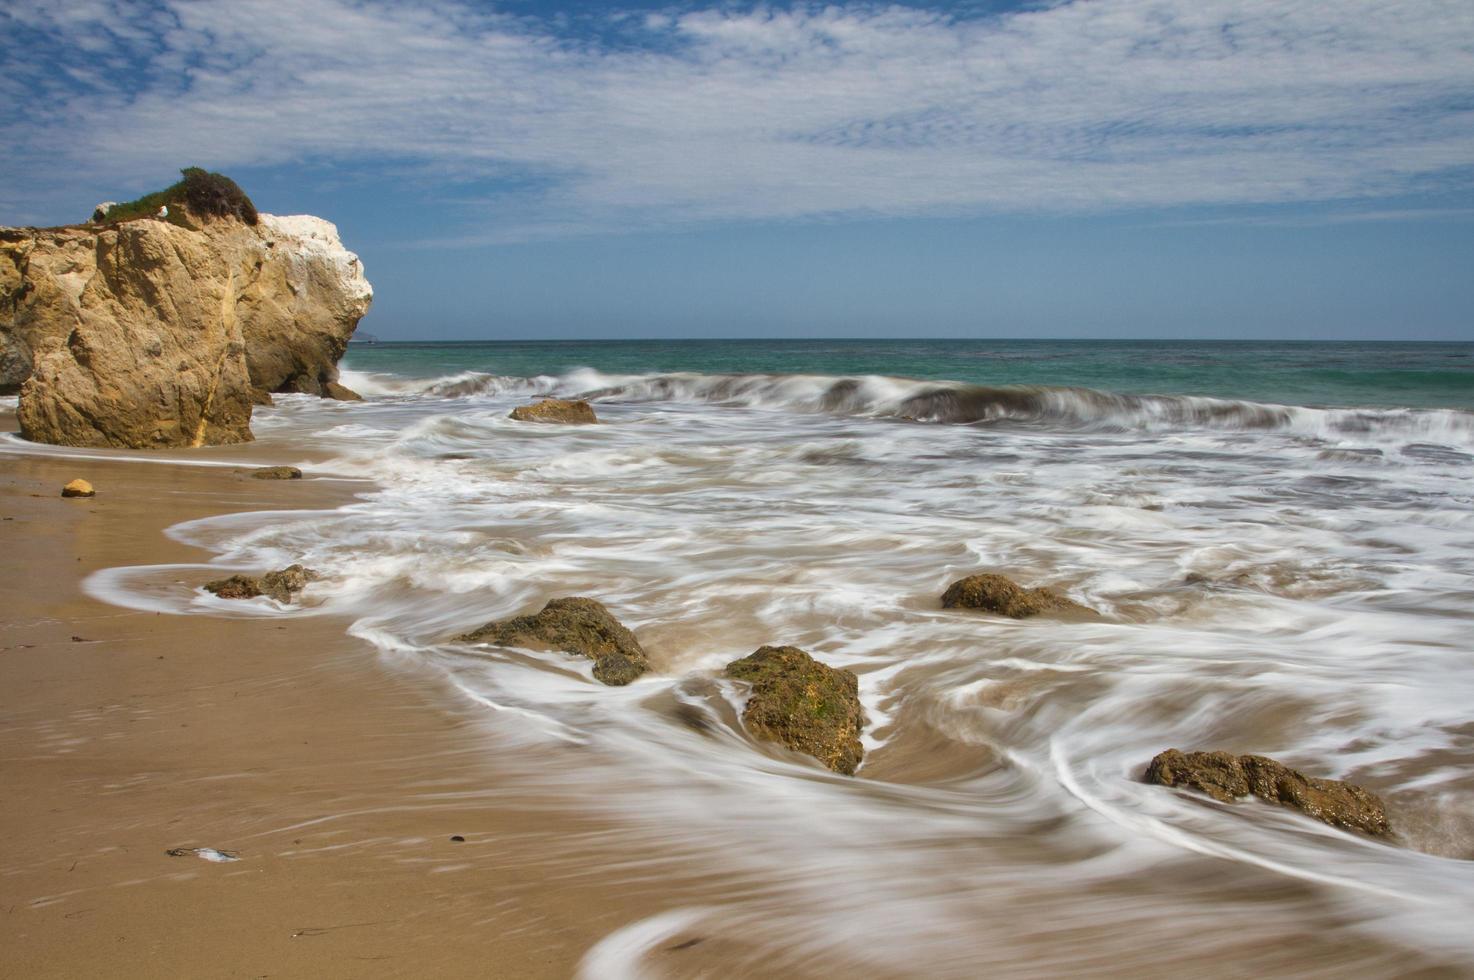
[55,338,1474,975]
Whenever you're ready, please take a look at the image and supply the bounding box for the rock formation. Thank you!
[1144,749,1391,837]
[1,174,371,448]
[940,572,1094,619]
[235,214,371,399]
[509,398,598,424]
[204,564,318,603]
[724,645,865,775]
[456,596,649,685]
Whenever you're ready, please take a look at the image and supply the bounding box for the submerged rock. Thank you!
[940,572,1093,619]
[508,398,597,424]
[250,465,302,480]
[724,645,865,776]
[1144,749,1391,837]
[60,478,94,498]
[457,596,648,685]
[204,564,317,603]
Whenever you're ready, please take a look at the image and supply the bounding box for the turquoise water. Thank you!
[343,339,1473,411]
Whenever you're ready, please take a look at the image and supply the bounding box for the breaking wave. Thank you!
[337,366,1474,448]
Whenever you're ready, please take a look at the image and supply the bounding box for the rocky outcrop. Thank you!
[724,645,864,775]
[456,596,649,685]
[250,466,302,480]
[509,398,598,424]
[1144,749,1391,837]
[2,205,371,448]
[940,573,1094,619]
[323,381,362,401]
[204,564,318,603]
[236,214,372,397]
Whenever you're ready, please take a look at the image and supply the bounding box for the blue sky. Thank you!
[2,0,1472,340]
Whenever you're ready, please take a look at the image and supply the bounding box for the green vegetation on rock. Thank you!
[98,167,258,226]
[204,564,317,603]
[724,645,865,775]
[1144,748,1391,837]
[457,596,649,686]
[940,572,1094,619]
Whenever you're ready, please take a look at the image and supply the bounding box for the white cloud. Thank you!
[2,0,1473,235]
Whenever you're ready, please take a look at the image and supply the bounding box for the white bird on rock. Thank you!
[157,205,168,219]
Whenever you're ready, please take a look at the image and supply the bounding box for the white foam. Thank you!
[57,364,1474,974]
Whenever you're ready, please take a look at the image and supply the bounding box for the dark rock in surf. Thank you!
[940,572,1094,619]
[456,596,648,685]
[1144,749,1390,837]
[204,563,317,603]
[723,645,864,776]
[250,465,302,480]
[508,398,597,424]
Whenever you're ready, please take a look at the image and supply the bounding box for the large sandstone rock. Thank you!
[509,398,598,424]
[724,645,865,775]
[237,215,373,397]
[940,572,1094,619]
[1,207,371,447]
[1144,749,1390,837]
[456,596,649,685]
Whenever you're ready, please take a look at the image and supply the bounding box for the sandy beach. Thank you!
[0,429,750,979]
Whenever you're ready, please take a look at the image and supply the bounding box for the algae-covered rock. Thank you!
[508,398,597,424]
[457,596,648,685]
[724,645,864,775]
[204,563,317,603]
[250,465,302,480]
[1144,748,1391,837]
[940,572,1093,619]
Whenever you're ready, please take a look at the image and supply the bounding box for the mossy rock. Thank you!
[940,572,1093,619]
[1144,749,1391,837]
[457,596,648,685]
[509,398,597,424]
[724,645,864,775]
[204,564,317,603]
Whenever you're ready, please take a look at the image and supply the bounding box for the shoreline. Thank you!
[0,433,744,978]
[4,390,1472,977]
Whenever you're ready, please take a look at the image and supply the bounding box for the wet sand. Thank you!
[0,444,741,978]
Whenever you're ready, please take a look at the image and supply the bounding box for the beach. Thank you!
[2,339,1473,977]
[0,431,762,979]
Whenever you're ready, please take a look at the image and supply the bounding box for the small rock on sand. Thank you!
[204,564,318,603]
[508,398,598,424]
[250,466,302,480]
[1144,748,1391,837]
[456,596,648,685]
[724,645,865,775]
[940,572,1093,619]
[61,479,95,498]
[166,846,240,862]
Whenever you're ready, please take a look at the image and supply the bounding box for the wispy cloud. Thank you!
[3,0,1473,236]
